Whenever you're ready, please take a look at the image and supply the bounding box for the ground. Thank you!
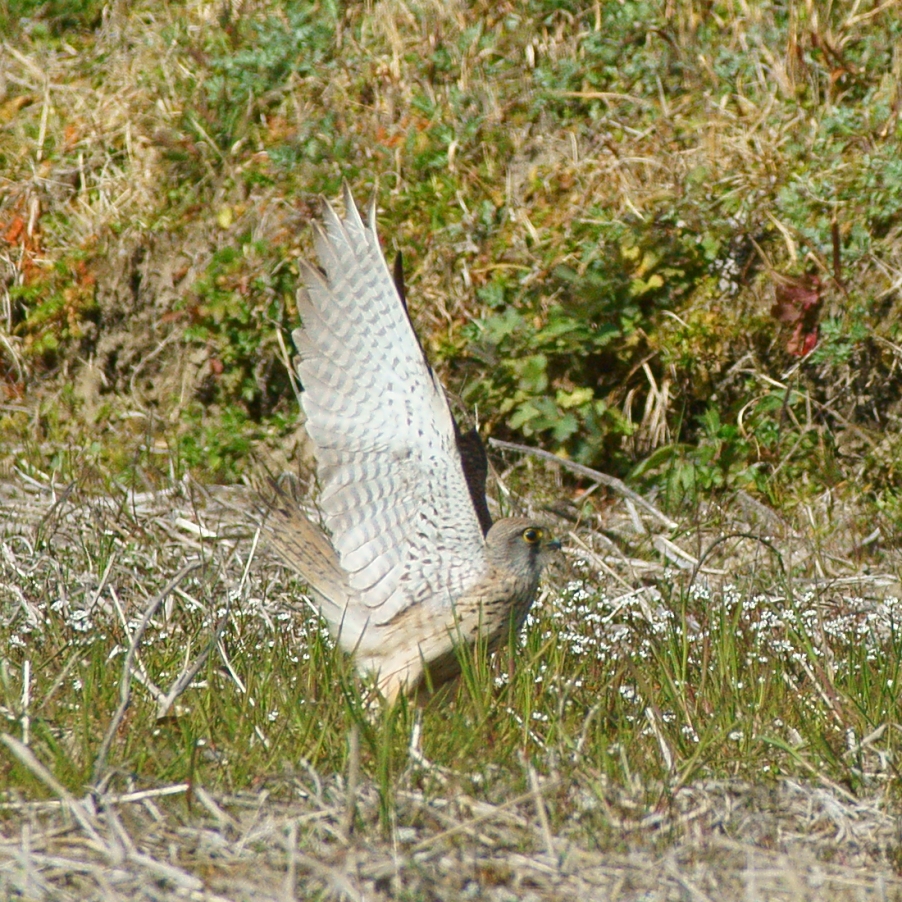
[2,1,902,899]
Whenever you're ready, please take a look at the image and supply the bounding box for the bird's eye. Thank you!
[522,527,543,544]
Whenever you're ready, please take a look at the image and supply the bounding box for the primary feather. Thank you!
[264,184,559,700]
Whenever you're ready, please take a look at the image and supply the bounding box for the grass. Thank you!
[4,0,902,490]
[2,472,902,897]
[2,0,902,897]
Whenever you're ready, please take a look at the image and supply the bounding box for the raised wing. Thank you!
[294,184,487,625]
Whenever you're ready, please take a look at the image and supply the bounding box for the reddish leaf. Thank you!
[3,216,25,244]
[786,321,820,357]
[771,274,824,356]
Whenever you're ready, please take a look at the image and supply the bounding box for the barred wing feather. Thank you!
[294,185,487,626]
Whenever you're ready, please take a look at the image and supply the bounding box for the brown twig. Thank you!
[92,561,203,787]
[488,438,678,530]
[154,527,261,719]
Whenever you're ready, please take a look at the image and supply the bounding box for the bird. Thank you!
[264,183,560,703]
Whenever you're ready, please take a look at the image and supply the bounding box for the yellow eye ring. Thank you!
[522,527,543,544]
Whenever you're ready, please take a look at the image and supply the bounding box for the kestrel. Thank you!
[265,184,560,702]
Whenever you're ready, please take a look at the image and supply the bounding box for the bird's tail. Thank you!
[260,482,372,649]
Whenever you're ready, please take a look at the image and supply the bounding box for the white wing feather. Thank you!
[294,184,486,625]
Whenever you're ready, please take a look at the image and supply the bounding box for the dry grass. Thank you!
[3,0,902,898]
[2,771,901,900]
[4,0,902,482]
[3,467,902,899]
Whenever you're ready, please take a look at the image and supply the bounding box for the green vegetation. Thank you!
[2,486,901,811]
[3,0,901,501]
[2,0,902,897]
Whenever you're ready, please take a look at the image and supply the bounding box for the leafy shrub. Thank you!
[180,236,295,422]
[456,205,723,473]
[11,253,99,366]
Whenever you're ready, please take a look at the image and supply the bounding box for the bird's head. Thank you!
[484,517,561,577]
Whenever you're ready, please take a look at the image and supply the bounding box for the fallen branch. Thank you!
[488,438,677,530]
[153,523,260,720]
[92,561,203,786]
